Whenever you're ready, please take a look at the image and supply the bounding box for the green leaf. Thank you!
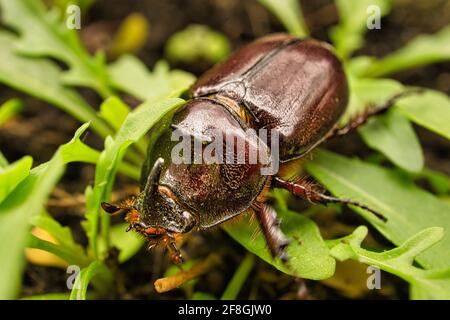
[59,122,141,180]
[59,122,100,164]
[221,253,255,300]
[108,56,195,102]
[344,77,450,168]
[345,77,450,141]
[306,150,450,270]
[342,76,403,125]
[192,292,216,300]
[28,214,89,266]
[224,192,335,280]
[339,77,425,172]
[70,261,112,300]
[165,24,231,64]
[83,97,185,259]
[0,156,33,204]
[396,90,450,141]
[0,149,65,299]
[0,151,8,168]
[363,25,450,77]
[0,31,112,138]
[258,0,309,37]
[99,96,130,131]
[27,235,85,266]
[359,109,424,172]
[0,98,23,126]
[417,169,450,196]
[0,123,96,298]
[330,0,391,59]
[329,226,450,299]
[21,293,70,300]
[109,223,144,263]
[0,0,112,97]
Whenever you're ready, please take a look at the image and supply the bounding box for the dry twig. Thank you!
[154,253,222,293]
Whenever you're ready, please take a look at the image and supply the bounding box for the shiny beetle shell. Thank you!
[134,33,348,244]
[191,34,348,160]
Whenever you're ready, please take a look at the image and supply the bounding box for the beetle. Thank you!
[102,33,404,264]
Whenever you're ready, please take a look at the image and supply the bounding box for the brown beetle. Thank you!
[103,34,396,264]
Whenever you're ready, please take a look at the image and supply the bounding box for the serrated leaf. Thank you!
[0,31,112,138]
[0,0,112,96]
[306,150,450,270]
[363,25,450,77]
[59,122,140,179]
[330,0,392,59]
[359,109,424,172]
[258,0,309,37]
[108,56,195,102]
[59,123,100,164]
[0,156,33,204]
[224,192,335,280]
[329,226,450,299]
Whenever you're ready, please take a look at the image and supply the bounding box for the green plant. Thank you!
[0,0,449,300]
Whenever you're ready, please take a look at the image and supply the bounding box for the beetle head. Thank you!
[101,158,197,263]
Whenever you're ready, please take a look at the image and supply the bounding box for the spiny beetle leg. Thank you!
[167,237,183,265]
[326,89,423,140]
[273,177,387,222]
[253,203,291,263]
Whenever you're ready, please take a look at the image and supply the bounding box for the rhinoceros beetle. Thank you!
[102,33,406,264]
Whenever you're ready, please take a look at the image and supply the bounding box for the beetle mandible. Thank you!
[103,34,401,264]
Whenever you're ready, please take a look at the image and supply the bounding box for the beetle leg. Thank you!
[273,177,387,222]
[253,203,291,263]
[167,234,183,265]
[326,89,423,140]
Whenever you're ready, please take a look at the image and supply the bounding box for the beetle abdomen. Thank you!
[191,34,349,161]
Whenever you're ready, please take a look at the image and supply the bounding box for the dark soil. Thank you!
[0,0,449,300]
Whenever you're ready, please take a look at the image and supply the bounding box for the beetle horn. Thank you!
[143,157,165,201]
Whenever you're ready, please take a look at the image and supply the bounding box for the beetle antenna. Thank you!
[101,202,121,214]
[101,201,131,216]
